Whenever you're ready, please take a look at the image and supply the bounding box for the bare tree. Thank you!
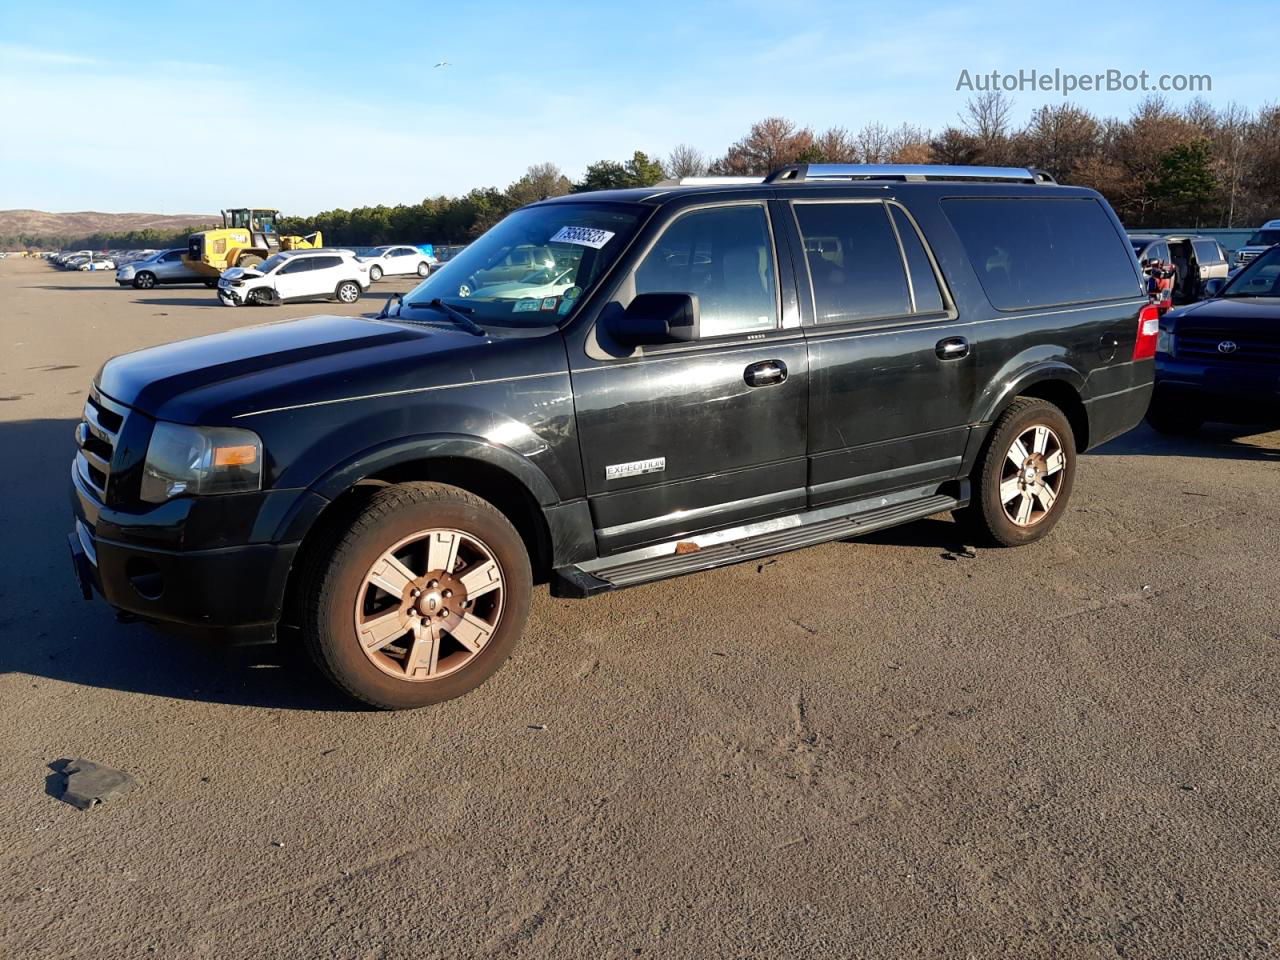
[853,122,893,163]
[506,162,572,206]
[961,91,1015,163]
[712,117,815,175]
[666,144,708,179]
[888,123,932,164]
[808,127,856,163]
[1017,104,1100,182]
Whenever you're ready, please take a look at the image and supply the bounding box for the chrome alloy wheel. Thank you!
[1000,424,1066,527]
[354,529,505,681]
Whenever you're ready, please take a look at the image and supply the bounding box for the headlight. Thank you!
[140,422,263,503]
[1156,329,1174,354]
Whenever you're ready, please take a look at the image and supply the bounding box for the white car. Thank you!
[358,245,436,281]
[470,264,578,301]
[79,258,116,271]
[217,249,370,306]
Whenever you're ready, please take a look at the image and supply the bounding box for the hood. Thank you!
[221,266,264,281]
[1167,296,1280,329]
[96,313,519,424]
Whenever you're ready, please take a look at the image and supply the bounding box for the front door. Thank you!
[789,199,978,505]
[570,201,808,555]
[272,257,316,300]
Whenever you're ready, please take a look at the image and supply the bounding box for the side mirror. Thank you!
[1202,277,1226,299]
[610,293,700,346]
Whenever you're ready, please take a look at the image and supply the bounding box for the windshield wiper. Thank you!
[404,297,486,336]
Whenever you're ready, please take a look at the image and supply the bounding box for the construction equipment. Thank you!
[184,208,323,277]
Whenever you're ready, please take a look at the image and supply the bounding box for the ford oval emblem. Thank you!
[1217,340,1238,354]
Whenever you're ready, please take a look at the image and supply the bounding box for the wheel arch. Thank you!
[977,362,1090,452]
[278,437,558,628]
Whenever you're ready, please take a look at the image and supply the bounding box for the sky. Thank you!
[0,0,1275,215]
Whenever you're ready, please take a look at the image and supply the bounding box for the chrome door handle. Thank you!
[935,337,969,360]
[744,360,787,387]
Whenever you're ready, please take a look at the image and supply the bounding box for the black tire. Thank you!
[301,482,532,709]
[335,280,361,303]
[133,271,156,289]
[369,265,383,282]
[1145,402,1203,436]
[956,397,1077,547]
[204,279,218,288]
[246,287,271,306]
[417,261,430,277]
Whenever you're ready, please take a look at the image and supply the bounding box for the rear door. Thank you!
[569,200,808,554]
[788,198,976,505]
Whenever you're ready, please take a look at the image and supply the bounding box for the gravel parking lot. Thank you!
[2,256,1278,959]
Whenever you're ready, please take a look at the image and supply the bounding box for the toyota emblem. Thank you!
[1217,340,1238,354]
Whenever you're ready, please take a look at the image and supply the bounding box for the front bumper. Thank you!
[70,462,303,641]
[1155,356,1280,422]
[217,286,243,306]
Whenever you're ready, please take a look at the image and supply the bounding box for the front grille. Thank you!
[75,388,128,501]
[1178,329,1280,365]
[1236,250,1260,266]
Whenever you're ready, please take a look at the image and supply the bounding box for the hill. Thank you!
[0,209,219,237]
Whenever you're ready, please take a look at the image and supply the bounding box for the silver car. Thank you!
[116,248,213,289]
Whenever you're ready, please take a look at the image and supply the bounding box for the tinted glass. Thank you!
[943,198,1141,310]
[890,205,946,314]
[279,258,313,274]
[1223,246,1280,298]
[1192,240,1220,263]
[312,256,343,270]
[632,204,777,338]
[794,202,910,323]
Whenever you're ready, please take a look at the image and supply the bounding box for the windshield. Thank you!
[1222,245,1280,298]
[255,253,289,274]
[398,202,644,325]
[1246,229,1280,247]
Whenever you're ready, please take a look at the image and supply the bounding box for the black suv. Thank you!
[68,163,1155,709]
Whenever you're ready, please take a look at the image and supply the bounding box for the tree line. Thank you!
[10,94,1278,251]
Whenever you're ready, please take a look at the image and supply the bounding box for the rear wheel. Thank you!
[302,482,532,709]
[369,265,383,282]
[336,280,361,303]
[133,272,156,289]
[957,397,1076,547]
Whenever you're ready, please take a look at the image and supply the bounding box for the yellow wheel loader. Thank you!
[184,208,323,277]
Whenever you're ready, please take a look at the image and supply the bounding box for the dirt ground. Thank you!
[1,256,1278,959]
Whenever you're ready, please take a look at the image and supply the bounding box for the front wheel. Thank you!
[957,397,1076,547]
[133,272,156,289]
[302,482,532,709]
[417,261,430,277]
[335,280,361,303]
[204,279,218,288]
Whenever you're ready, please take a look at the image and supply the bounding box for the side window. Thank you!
[279,258,313,275]
[943,198,1143,310]
[1192,240,1220,264]
[793,202,910,322]
[631,204,777,338]
[312,256,343,270]
[161,251,181,262]
[889,205,946,314]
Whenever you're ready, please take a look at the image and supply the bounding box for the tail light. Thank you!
[1133,303,1160,360]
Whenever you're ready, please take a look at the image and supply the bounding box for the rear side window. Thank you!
[943,198,1141,310]
[311,256,343,270]
[889,206,946,314]
[793,202,911,322]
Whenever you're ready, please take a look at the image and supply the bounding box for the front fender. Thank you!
[269,433,560,544]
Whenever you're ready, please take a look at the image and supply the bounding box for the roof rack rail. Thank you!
[676,175,766,186]
[764,163,1057,185]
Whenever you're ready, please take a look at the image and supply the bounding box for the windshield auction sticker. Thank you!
[550,226,615,249]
